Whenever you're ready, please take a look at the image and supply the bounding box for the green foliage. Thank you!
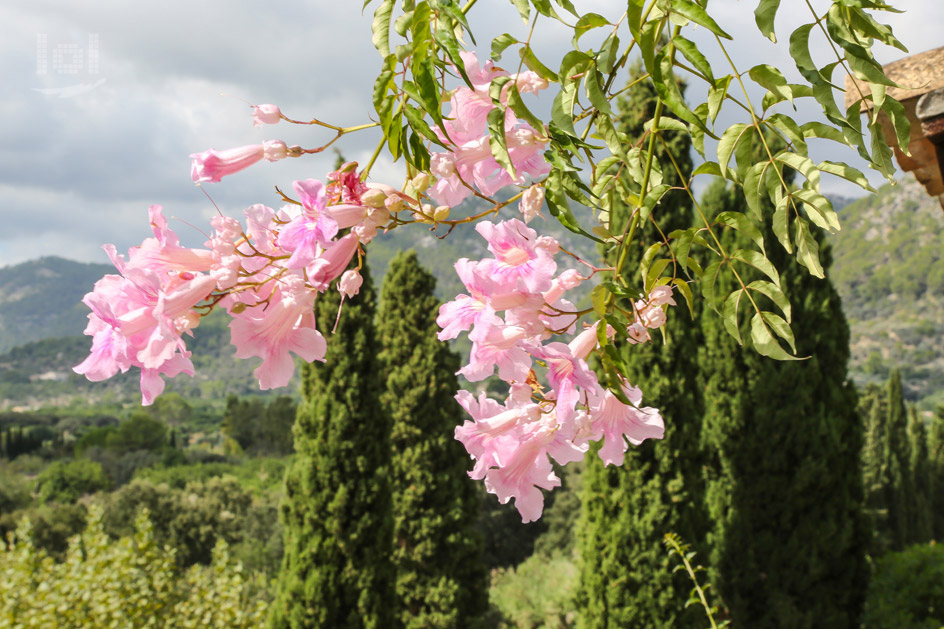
[35,457,110,504]
[930,407,944,541]
[0,501,88,560]
[577,68,707,629]
[863,543,944,629]
[0,505,267,627]
[491,552,579,629]
[221,395,295,456]
[103,476,255,569]
[377,250,487,628]
[0,462,31,515]
[270,263,394,628]
[908,405,933,543]
[107,412,169,453]
[697,178,869,627]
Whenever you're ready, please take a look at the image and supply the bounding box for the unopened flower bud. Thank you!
[433,205,450,221]
[411,172,430,192]
[536,235,559,255]
[417,203,435,223]
[361,188,387,208]
[519,185,544,223]
[385,195,405,213]
[641,306,667,329]
[338,269,363,298]
[262,140,288,161]
[229,302,247,314]
[252,104,282,127]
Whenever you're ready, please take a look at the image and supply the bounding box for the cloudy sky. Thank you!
[0,0,939,268]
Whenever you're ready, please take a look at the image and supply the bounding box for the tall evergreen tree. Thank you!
[928,407,944,541]
[697,180,869,628]
[577,64,707,628]
[860,382,890,552]
[270,263,394,629]
[377,250,487,628]
[883,369,914,550]
[907,405,933,543]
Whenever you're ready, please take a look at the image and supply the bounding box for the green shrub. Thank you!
[35,457,109,504]
[864,543,944,628]
[0,505,267,627]
[490,552,579,628]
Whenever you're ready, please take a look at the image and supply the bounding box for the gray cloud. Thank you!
[0,0,935,268]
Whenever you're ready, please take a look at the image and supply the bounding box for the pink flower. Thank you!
[648,285,676,307]
[190,140,288,183]
[460,324,532,383]
[475,219,557,293]
[306,233,359,291]
[229,277,327,389]
[279,180,340,269]
[252,104,282,126]
[627,321,651,344]
[587,383,664,466]
[483,424,560,523]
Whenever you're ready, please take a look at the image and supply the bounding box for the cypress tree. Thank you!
[697,179,869,627]
[577,64,707,628]
[928,407,944,541]
[883,369,913,550]
[376,250,487,628]
[860,383,890,552]
[907,405,933,543]
[270,263,394,628]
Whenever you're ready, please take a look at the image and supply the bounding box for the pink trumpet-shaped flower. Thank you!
[476,219,557,293]
[229,277,327,390]
[587,383,664,466]
[306,233,359,291]
[190,140,288,183]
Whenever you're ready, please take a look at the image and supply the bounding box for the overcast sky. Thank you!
[0,0,939,268]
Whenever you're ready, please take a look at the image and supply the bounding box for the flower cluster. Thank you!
[439,218,668,522]
[75,163,396,404]
[429,52,551,208]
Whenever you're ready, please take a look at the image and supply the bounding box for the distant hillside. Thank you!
[0,257,113,353]
[6,187,939,411]
[829,176,944,409]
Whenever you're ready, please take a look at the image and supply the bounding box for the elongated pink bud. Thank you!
[190,140,288,183]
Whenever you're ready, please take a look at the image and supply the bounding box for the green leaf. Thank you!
[754,0,781,42]
[882,96,911,153]
[772,193,792,254]
[800,121,849,145]
[766,113,808,154]
[653,49,713,136]
[595,114,629,162]
[776,151,820,190]
[585,67,612,115]
[788,23,821,85]
[672,277,695,318]
[794,217,824,277]
[402,105,448,149]
[591,284,608,317]
[641,184,671,222]
[749,65,792,104]
[573,13,611,46]
[645,117,689,134]
[674,227,697,275]
[817,160,876,192]
[761,311,796,353]
[793,189,840,231]
[717,123,750,176]
[519,47,559,82]
[701,259,725,311]
[506,84,546,132]
[692,161,723,178]
[731,248,781,286]
[646,258,671,292]
[371,0,395,58]
[670,0,733,39]
[741,161,768,221]
[747,279,791,322]
[487,107,516,180]
[750,312,800,360]
[675,36,714,82]
[762,84,814,110]
[491,33,518,61]
[722,289,744,345]
[708,75,731,125]
[510,0,530,22]
[598,32,621,74]
[714,210,765,254]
